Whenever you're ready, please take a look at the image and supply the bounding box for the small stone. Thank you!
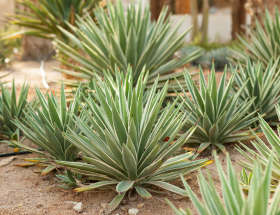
[137,203,144,209]
[128,208,139,215]
[73,202,84,213]
[36,204,43,208]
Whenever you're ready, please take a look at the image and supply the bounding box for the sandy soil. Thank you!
[0,61,267,215]
[0,140,261,215]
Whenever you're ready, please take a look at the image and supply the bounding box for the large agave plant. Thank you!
[0,80,34,142]
[176,64,258,153]
[232,58,280,126]
[6,0,102,42]
[230,7,280,67]
[167,153,280,215]
[10,84,84,188]
[54,0,202,89]
[236,104,280,185]
[56,69,211,211]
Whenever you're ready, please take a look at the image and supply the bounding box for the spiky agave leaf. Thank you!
[236,104,280,185]
[239,168,252,187]
[87,65,150,104]
[230,7,280,68]
[54,0,202,90]
[11,83,85,188]
[176,64,258,153]
[231,58,280,126]
[167,153,280,215]
[0,79,35,142]
[56,69,211,211]
[5,0,102,42]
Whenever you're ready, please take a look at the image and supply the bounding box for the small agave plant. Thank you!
[11,84,85,188]
[230,7,280,68]
[54,0,202,89]
[176,64,258,153]
[7,0,102,42]
[232,58,280,126]
[0,80,35,148]
[236,104,280,186]
[167,153,280,215]
[239,168,252,187]
[56,69,211,211]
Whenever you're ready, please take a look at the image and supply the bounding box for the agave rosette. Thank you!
[56,69,211,210]
[230,7,280,68]
[167,153,280,215]
[6,0,102,42]
[54,0,202,89]
[232,58,280,126]
[176,64,258,152]
[11,84,85,188]
[236,104,280,184]
[0,80,35,143]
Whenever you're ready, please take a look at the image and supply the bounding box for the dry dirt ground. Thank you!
[0,61,267,215]
[0,141,260,215]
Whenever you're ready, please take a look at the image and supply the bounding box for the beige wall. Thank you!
[0,0,15,25]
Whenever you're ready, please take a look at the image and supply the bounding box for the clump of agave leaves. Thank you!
[180,46,229,70]
[11,84,85,188]
[176,64,258,153]
[56,68,211,211]
[0,80,36,148]
[6,0,102,42]
[232,58,280,126]
[236,104,280,188]
[230,7,280,68]
[87,65,150,104]
[54,0,202,89]
[167,153,280,215]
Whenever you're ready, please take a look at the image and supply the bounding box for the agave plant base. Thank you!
[0,158,212,214]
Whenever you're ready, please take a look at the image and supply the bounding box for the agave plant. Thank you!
[180,46,229,70]
[239,168,252,187]
[10,84,84,188]
[199,47,229,70]
[230,7,280,67]
[232,58,280,126]
[167,153,280,215]
[6,0,102,42]
[236,104,280,185]
[0,80,34,143]
[176,64,258,153]
[54,0,202,89]
[56,69,211,211]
